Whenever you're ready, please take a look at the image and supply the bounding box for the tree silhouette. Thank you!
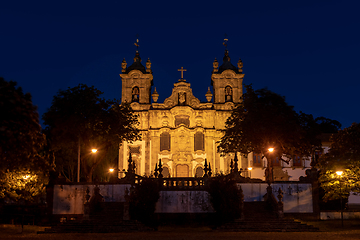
[43,84,140,182]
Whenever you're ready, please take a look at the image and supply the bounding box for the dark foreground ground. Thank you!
[1,220,360,240]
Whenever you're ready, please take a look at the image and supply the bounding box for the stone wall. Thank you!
[239,183,313,213]
[52,184,131,215]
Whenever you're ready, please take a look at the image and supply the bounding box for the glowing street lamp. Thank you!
[109,168,115,173]
[266,147,274,184]
[91,149,98,153]
[247,167,252,178]
[336,170,344,227]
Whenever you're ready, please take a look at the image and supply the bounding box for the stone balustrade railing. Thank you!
[159,177,207,190]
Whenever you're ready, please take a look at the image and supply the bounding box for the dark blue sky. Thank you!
[1,0,359,128]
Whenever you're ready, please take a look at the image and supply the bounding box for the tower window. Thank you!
[194,132,204,151]
[225,86,233,102]
[160,132,171,151]
[132,87,139,102]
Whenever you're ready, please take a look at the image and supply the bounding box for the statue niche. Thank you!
[178,92,186,105]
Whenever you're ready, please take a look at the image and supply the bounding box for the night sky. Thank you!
[1,1,359,128]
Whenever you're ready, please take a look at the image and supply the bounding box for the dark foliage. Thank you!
[219,84,324,163]
[43,84,140,182]
[207,175,241,225]
[0,77,51,203]
[318,123,360,201]
[129,178,160,228]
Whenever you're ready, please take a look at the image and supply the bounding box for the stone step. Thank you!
[217,201,319,232]
[38,220,153,233]
[218,218,319,232]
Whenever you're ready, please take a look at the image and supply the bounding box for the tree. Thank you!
[219,85,322,163]
[43,84,140,182]
[207,175,241,225]
[0,77,51,203]
[318,123,360,201]
[315,116,341,134]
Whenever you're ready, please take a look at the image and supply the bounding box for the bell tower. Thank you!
[211,38,244,106]
[119,39,153,106]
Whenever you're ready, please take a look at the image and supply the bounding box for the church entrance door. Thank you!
[176,164,189,177]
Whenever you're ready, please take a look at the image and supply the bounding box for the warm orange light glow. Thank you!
[336,171,343,176]
[268,148,274,152]
[91,149,97,153]
[23,175,30,180]
[109,168,115,173]
[248,167,253,171]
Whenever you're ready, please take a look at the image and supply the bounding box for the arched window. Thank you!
[194,132,204,151]
[160,132,171,151]
[195,166,203,177]
[225,86,233,102]
[132,87,139,102]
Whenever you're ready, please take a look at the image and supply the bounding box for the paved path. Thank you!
[1,226,360,240]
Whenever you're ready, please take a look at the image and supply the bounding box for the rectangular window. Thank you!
[293,156,302,167]
[272,157,280,166]
[194,132,204,151]
[253,153,262,167]
[160,132,171,151]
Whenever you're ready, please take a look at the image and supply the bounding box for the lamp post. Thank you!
[91,149,97,182]
[336,170,344,227]
[266,148,274,184]
[247,167,252,178]
[109,168,115,182]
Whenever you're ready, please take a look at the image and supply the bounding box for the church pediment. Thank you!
[162,81,200,108]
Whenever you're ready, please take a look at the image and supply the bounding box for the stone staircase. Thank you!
[218,202,319,232]
[38,202,153,233]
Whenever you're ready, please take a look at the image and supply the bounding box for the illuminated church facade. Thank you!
[118,46,313,181]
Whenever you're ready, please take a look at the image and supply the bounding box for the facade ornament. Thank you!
[203,159,209,177]
[152,87,159,103]
[154,163,158,178]
[121,58,127,73]
[146,58,152,73]
[158,159,163,178]
[237,58,243,73]
[208,162,212,177]
[213,58,218,73]
[205,87,213,102]
[233,153,239,173]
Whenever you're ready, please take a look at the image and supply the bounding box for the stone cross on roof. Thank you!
[178,67,187,81]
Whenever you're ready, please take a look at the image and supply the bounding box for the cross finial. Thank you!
[178,67,187,81]
[134,34,140,52]
[223,33,228,50]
